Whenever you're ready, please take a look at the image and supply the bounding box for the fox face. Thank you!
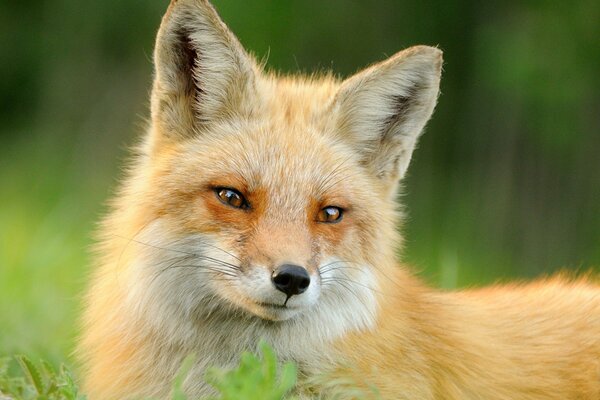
[115,0,441,335]
[81,3,600,399]
[141,116,384,324]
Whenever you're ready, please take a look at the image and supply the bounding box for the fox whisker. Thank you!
[321,276,389,297]
[151,262,239,287]
[116,235,242,271]
[113,234,242,263]
[320,259,405,292]
[321,277,368,306]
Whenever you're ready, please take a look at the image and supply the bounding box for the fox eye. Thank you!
[215,187,248,209]
[317,206,343,223]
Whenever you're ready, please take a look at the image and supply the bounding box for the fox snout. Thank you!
[272,264,311,300]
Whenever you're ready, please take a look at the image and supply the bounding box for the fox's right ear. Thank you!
[332,46,442,193]
[150,0,257,143]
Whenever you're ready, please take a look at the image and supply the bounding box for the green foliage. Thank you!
[0,356,85,400]
[205,341,297,400]
[0,343,297,400]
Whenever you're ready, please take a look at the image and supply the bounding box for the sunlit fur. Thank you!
[79,1,600,399]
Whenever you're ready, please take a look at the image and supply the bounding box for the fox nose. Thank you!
[272,264,310,297]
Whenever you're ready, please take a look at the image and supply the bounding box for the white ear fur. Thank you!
[334,46,442,184]
[150,0,257,139]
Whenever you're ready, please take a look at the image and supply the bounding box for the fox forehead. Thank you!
[157,75,372,204]
[174,123,363,209]
[260,75,340,124]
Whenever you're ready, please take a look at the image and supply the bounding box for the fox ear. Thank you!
[334,46,442,186]
[150,0,257,141]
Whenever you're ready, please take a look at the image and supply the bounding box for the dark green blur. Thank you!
[1,0,598,361]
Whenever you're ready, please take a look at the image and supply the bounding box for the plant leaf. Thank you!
[15,355,45,395]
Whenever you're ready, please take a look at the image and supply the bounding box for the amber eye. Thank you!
[215,187,248,209]
[317,206,343,223]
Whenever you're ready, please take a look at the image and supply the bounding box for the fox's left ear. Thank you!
[333,46,442,187]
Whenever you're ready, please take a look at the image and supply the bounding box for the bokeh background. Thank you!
[1,0,598,364]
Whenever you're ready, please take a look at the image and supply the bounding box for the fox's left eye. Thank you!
[215,187,248,209]
[317,206,343,223]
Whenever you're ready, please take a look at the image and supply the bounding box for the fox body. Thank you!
[79,1,600,399]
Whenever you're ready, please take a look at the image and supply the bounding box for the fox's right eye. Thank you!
[215,188,248,209]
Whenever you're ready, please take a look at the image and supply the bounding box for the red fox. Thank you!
[79,0,600,399]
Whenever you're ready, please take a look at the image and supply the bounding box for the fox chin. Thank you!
[78,1,600,399]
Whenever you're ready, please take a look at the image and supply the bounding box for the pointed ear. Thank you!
[333,46,442,187]
[150,0,257,141]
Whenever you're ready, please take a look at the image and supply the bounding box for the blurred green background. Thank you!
[1,0,598,364]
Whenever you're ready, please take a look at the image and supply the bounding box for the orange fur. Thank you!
[79,1,600,399]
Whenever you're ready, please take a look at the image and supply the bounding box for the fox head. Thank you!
[111,0,441,336]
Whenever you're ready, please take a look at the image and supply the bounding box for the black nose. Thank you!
[272,264,310,297]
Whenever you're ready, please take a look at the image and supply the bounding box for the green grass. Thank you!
[0,356,85,400]
[203,343,297,400]
[0,343,298,400]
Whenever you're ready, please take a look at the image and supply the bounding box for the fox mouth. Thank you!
[246,300,305,322]
[257,302,289,309]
